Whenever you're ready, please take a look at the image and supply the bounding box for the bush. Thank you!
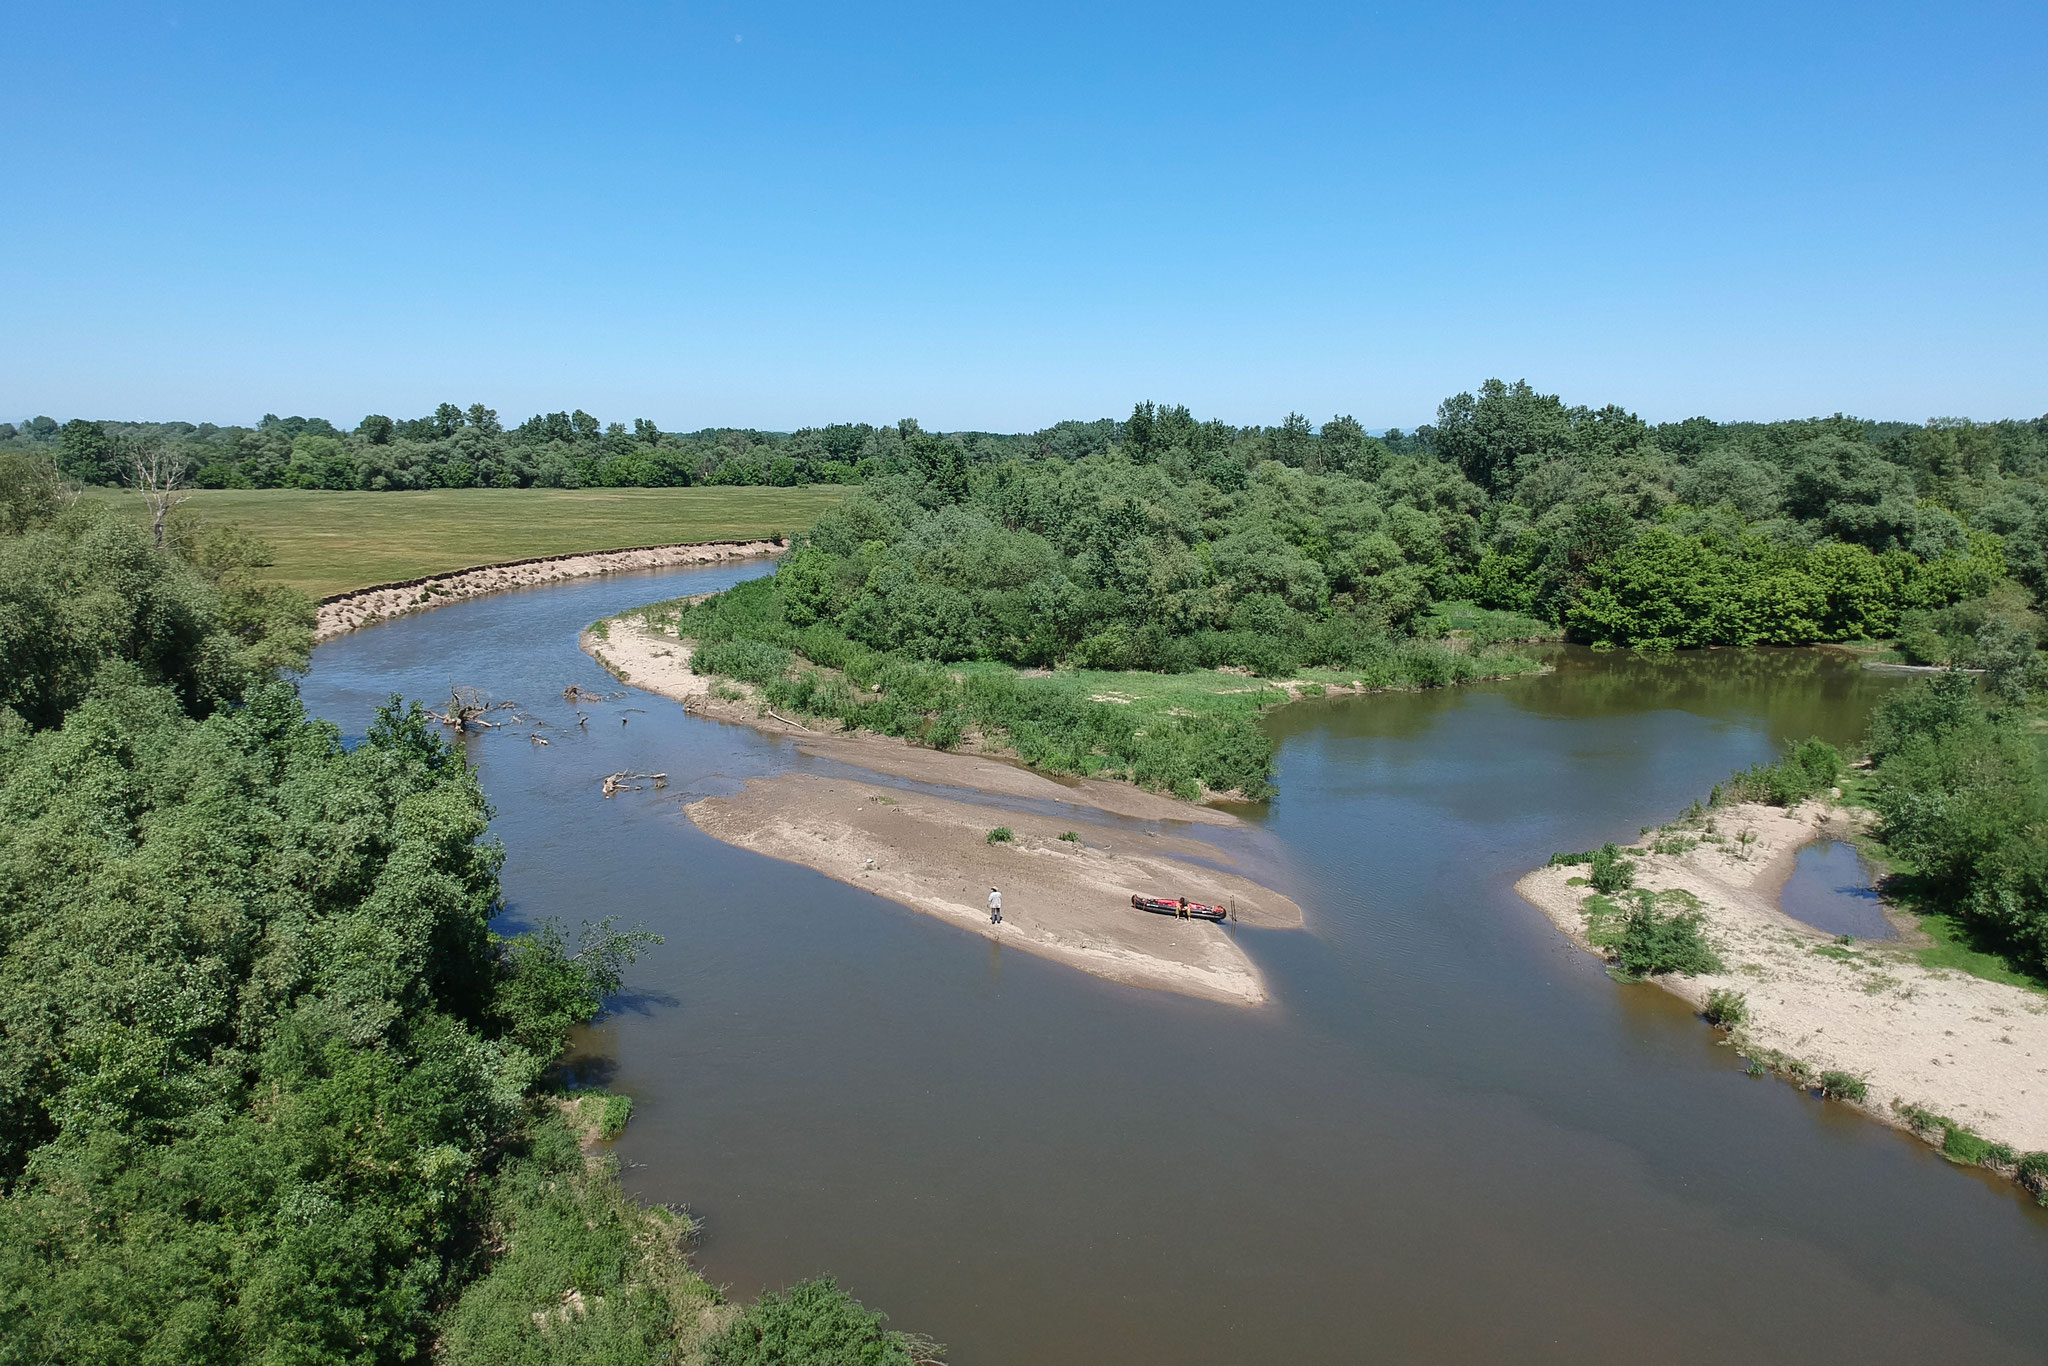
[1611,892,1721,977]
[1816,1070,1868,1102]
[1704,988,1748,1029]
[1588,843,1636,893]
[708,1276,935,1366]
[694,636,792,686]
[1942,1124,2014,1167]
[1721,736,1843,807]
[2018,1152,2048,1206]
[986,826,1013,844]
[1897,1103,2017,1167]
[598,1092,633,1140]
[1059,831,1079,842]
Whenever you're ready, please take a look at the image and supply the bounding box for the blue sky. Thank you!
[2,1,2042,431]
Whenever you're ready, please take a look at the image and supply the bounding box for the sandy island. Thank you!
[691,773,1298,1005]
[1517,801,2048,1159]
[316,540,783,642]
[583,616,1303,1006]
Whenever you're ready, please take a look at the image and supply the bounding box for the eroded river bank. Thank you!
[301,562,2048,1366]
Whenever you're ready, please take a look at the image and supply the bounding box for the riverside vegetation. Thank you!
[11,379,2041,664]
[8,375,2048,1351]
[1560,680,2048,1200]
[0,475,936,1358]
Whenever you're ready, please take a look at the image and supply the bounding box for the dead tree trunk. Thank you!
[131,439,190,550]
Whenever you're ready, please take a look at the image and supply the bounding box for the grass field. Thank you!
[94,486,848,597]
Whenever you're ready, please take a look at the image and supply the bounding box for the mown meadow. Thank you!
[85,485,848,597]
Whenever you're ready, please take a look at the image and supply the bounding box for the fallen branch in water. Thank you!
[428,686,518,733]
[601,771,668,797]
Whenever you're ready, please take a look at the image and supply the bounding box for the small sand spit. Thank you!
[315,540,782,642]
[688,773,1300,1007]
[1517,801,2048,1155]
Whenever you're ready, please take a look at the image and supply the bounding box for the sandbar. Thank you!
[1518,800,2048,1155]
[583,617,1304,1005]
[688,772,1298,1006]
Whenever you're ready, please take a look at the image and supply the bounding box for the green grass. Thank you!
[948,652,1547,728]
[1911,911,2048,992]
[1429,599,1561,642]
[89,486,848,597]
[951,661,1294,727]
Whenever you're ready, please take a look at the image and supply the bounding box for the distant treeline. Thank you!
[10,382,2048,654]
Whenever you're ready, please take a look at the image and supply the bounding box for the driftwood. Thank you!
[428,686,518,733]
[765,709,812,731]
[562,684,623,704]
[601,771,668,797]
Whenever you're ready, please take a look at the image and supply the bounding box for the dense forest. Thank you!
[0,472,934,1361]
[605,383,2040,801]
[14,382,2043,661]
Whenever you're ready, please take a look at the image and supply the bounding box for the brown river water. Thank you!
[302,561,2048,1364]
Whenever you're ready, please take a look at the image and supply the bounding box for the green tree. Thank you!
[56,418,120,485]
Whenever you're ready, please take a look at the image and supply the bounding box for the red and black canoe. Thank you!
[1130,894,1228,922]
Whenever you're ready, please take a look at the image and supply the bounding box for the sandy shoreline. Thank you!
[315,540,783,642]
[582,616,1304,1005]
[1517,801,2048,1160]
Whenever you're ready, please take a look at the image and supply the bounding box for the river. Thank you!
[302,561,2048,1364]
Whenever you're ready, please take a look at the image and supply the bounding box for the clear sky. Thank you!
[3,1,2042,432]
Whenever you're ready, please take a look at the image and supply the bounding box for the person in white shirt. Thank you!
[988,886,1002,925]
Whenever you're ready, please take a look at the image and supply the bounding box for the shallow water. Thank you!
[1780,840,1897,941]
[304,582,2048,1365]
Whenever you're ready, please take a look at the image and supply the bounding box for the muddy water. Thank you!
[304,578,2048,1365]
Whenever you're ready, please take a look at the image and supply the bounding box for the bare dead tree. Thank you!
[130,438,191,549]
[426,686,517,733]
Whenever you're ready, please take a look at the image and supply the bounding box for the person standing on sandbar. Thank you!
[989,886,1002,925]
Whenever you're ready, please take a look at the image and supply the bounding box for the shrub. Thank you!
[694,636,792,686]
[986,827,1013,845]
[1058,831,1080,842]
[1588,843,1636,893]
[1816,1070,1868,1102]
[1704,988,1748,1029]
[598,1092,633,1140]
[2018,1152,2048,1206]
[1611,892,1721,977]
[1897,1103,2017,1167]
[1721,736,1844,807]
[707,1276,933,1366]
[1942,1125,2012,1167]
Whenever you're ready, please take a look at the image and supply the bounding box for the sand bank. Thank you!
[582,618,1305,1004]
[688,772,1299,1006]
[315,540,782,642]
[1517,802,2048,1156]
[581,618,1239,825]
